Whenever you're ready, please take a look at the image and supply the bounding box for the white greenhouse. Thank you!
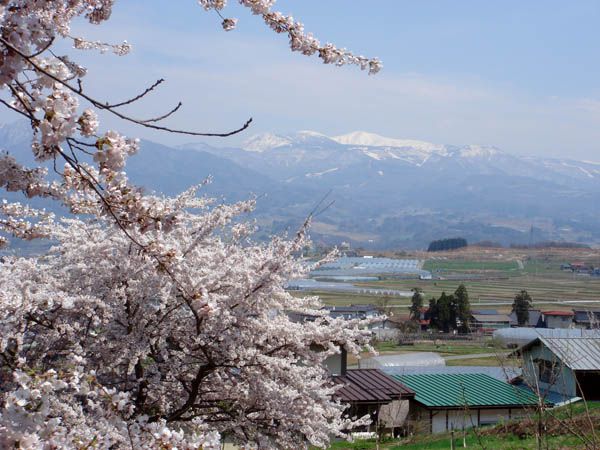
[359,352,445,370]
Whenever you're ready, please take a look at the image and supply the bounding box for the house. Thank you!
[541,310,574,329]
[509,309,543,328]
[416,307,431,331]
[322,304,387,331]
[470,312,511,333]
[394,373,541,434]
[573,309,600,329]
[512,335,600,401]
[323,304,379,321]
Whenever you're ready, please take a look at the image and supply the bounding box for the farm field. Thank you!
[423,259,519,272]
[296,248,600,311]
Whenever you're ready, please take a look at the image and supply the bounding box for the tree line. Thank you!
[427,237,468,252]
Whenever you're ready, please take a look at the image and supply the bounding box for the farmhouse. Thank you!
[470,310,511,332]
[513,335,600,401]
[323,304,379,320]
[394,373,540,434]
[541,310,574,329]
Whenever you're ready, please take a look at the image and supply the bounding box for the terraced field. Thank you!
[298,251,600,311]
[423,259,519,272]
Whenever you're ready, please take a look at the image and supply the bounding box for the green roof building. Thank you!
[393,373,542,434]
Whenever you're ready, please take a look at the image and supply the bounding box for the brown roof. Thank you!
[333,369,414,404]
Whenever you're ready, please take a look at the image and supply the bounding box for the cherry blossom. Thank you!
[0,2,379,447]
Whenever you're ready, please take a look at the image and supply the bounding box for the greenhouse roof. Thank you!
[360,352,445,369]
[393,373,541,409]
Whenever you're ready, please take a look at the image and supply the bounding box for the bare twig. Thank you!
[0,36,253,137]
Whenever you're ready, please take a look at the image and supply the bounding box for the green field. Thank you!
[373,341,497,356]
[295,254,600,311]
[423,260,519,272]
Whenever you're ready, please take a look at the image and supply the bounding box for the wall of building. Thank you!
[521,344,577,397]
[411,404,529,434]
[545,315,573,329]
[323,348,347,375]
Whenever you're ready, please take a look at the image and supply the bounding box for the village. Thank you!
[288,247,600,448]
[2,3,600,449]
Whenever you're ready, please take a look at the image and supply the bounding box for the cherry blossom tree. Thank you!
[0,1,380,448]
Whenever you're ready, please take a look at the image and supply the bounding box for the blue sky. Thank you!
[11,1,600,159]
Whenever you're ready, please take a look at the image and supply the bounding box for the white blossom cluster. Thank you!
[0,2,378,447]
[0,199,373,448]
[199,0,383,74]
[0,0,380,246]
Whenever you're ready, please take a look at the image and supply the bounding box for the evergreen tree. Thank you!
[409,288,424,321]
[436,292,455,332]
[454,284,471,332]
[512,290,533,326]
[428,297,439,329]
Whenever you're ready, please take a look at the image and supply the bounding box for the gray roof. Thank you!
[518,336,600,371]
[540,337,600,370]
[471,309,500,315]
[471,314,511,323]
[496,328,600,347]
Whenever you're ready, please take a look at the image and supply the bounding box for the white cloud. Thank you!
[1,3,600,161]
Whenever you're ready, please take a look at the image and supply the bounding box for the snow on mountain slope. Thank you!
[332,131,445,153]
[242,130,335,152]
[242,133,292,152]
[455,145,502,159]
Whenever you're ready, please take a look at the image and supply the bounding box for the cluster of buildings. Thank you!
[303,303,600,437]
[288,298,600,436]
[469,308,600,332]
[561,262,600,276]
[327,330,600,436]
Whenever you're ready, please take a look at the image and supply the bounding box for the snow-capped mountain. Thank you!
[193,130,599,187]
[241,131,334,152]
[178,130,600,248]
[332,131,447,155]
[2,120,599,249]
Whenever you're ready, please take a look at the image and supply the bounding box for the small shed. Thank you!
[513,336,600,401]
[333,369,415,432]
[394,373,541,434]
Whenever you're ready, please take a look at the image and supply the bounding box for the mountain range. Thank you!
[2,121,599,250]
